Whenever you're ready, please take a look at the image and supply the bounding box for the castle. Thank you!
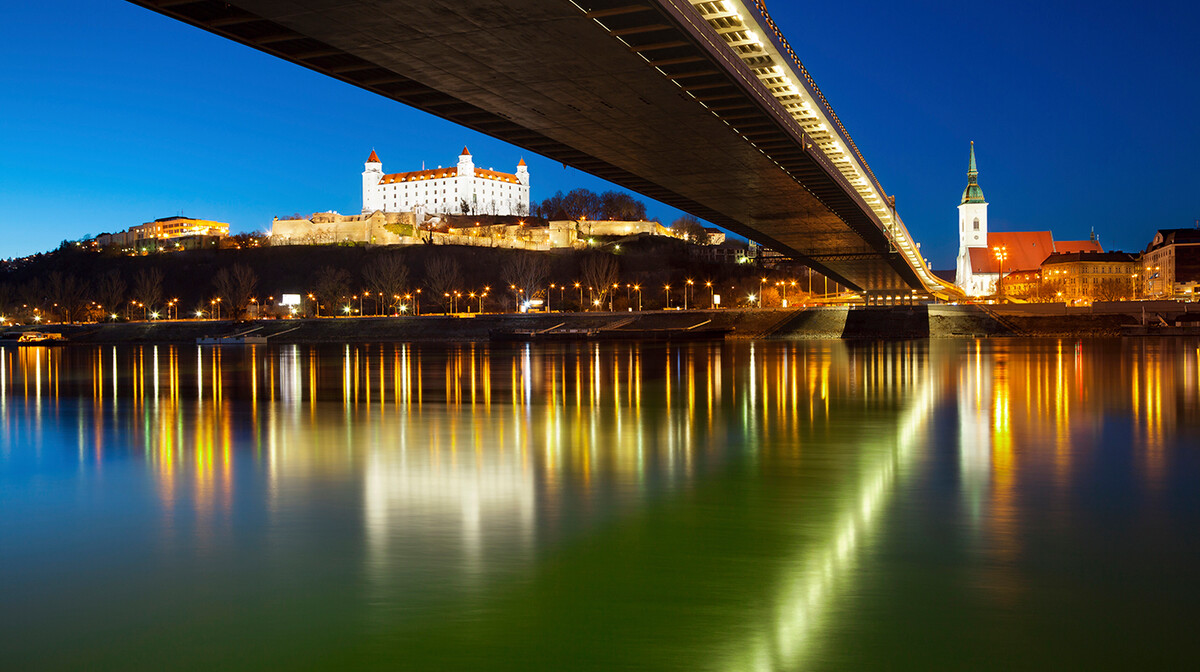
[362,147,530,217]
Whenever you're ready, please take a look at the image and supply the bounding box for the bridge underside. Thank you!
[132,0,924,292]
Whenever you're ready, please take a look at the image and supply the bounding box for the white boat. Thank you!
[13,331,68,345]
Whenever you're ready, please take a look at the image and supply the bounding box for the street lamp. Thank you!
[634,284,642,311]
[992,245,1009,301]
[664,284,671,309]
[574,282,583,311]
[685,279,694,310]
[706,280,714,308]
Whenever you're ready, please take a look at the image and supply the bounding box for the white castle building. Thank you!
[362,147,530,217]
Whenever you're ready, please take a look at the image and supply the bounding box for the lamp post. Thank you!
[575,282,583,311]
[759,276,767,305]
[993,245,1009,301]
[664,284,671,309]
[634,284,642,311]
[706,280,714,308]
[612,282,619,311]
[685,279,694,310]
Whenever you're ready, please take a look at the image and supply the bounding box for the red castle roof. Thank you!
[378,166,520,184]
[367,149,380,163]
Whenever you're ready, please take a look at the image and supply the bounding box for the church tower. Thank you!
[955,142,988,288]
[362,150,383,214]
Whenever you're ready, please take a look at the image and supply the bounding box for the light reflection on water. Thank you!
[1,339,1198,670]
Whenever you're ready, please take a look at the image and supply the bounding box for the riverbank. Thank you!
[8,302,1189,343]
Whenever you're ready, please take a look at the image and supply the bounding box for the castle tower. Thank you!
[456,147,475,214]
[955,142,988,288]
[516,157,529,186]
[362,149,383,214]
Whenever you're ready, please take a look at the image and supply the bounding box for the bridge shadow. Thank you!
[840,306,930,339]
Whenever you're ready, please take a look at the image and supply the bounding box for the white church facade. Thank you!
[362,147,530,217]
[954,142,992,295]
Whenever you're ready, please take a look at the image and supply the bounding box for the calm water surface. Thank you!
[2,339,1198,670]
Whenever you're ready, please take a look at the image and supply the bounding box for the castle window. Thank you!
[973,218,980,231]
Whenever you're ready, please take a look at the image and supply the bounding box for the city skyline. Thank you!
[2,1,1198,266]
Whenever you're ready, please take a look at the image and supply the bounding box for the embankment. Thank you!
[14,302,1192,344]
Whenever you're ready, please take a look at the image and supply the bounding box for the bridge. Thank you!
[131,0,954,296]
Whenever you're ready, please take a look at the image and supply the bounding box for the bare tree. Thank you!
[501,253,551,306]
[535,190,566,219]
[562,188,603,221]
[424,255,462,313]
[312,266,352,316]
[1030,280,1064,303]
[671,215,707,243]
[19,278,45,320]
[1094,277,1132,302]
[581,254,619,307]
[132,268,164,317]
[94,270,126,317]
[363,252,409,314]
[47,272,88,323]
[0,283,14,319]
[600,191,647,221]
[214,264,259,320]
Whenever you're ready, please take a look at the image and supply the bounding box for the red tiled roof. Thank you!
[461,146,471,156]
[968,230,1055,273]
[1055,240,1103,254]
[517,157,526,166]
[367,149,380,163]
[380,168,458,183]
[474,167,520,182]
[376,166,521,184]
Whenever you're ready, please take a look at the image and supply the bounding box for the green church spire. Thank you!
[961,141,986,204]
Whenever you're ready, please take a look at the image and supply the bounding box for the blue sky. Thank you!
[2,1,1197,267]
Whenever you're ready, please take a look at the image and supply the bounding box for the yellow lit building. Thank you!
[96,216,230,249]
[1040,251,1137,302]
[135,216,229,240]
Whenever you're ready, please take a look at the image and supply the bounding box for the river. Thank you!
[1,339,1197,670]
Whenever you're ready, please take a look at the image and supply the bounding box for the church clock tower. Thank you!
[955,142,988,289]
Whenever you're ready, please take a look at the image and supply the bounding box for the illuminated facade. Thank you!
[363,147,530,217]
[1141,228,1200,298]
[95,216,230,248]
[1040,251,1137,302]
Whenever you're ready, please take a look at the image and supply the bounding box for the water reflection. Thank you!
[1,338,1198,670]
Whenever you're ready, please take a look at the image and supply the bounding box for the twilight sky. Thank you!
[2,1,1197,267]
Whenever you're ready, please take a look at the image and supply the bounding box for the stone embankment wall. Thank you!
[12,303,1189,344]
